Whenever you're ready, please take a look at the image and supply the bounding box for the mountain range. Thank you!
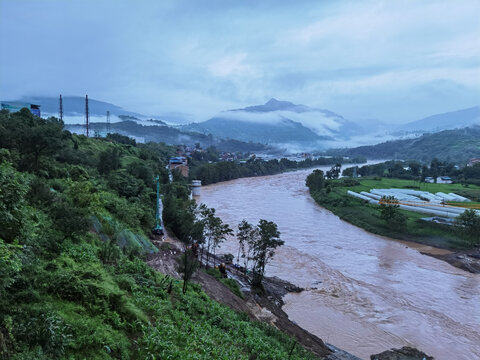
[4,96,479,153]
[183,98,364,146]
[327,126,480,164]
[396,106,480,132]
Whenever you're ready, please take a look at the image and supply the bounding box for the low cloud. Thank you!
[217,108,345,136]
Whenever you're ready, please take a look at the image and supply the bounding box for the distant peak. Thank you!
[265,98,293,107]
[266,98,280,104]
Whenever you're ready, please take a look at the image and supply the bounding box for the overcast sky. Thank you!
[1,0,479,123]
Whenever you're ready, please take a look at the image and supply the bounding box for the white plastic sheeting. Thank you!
[346,189,478,218]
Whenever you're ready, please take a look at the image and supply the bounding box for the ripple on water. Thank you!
[199,165,480,360]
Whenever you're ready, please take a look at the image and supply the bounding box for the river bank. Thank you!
[307,177,480,274]
[147,234,438,360]
[198,168,480,359]
[146,235,362,359]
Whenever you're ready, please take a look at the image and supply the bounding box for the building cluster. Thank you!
[218,152,240,162]
[176,145,207,158]
[168,156,189,177]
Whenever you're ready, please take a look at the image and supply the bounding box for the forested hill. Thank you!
[0,108,319,359]
[328,126,480,164]
[66,120,270,152]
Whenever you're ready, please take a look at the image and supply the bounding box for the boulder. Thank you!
[370,346,434,360]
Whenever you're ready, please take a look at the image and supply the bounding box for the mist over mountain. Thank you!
[397,106,480,133]
[183,98,366,147]
[8,95,480,155]
[327,125,480,164]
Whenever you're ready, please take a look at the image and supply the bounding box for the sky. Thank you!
[1,0,479,124]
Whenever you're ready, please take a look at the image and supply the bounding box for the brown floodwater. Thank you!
[198,165,480,360]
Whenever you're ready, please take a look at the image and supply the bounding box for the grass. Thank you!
[205,268,245,299]
[311,177,480,249]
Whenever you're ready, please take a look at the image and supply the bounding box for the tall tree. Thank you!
[200,205,232,268]
[236,219,258,273]
[251,220,283,288]
[379,196,407,230]
[176,201,204,293]
[455,209,480,246]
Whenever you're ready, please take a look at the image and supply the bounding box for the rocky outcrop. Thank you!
[370,346,434,360]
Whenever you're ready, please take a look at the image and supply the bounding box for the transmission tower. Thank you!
[106,110,111,134]
[85,95,89,137]
[59,94,63,121]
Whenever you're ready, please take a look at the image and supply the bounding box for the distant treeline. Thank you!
[343,159,480,185]
[190,156,366,185]
[327,126,480,164]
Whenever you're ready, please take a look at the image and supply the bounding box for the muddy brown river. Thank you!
[198,165,480,360]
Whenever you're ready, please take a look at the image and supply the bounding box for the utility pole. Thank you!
[106,110,110,134]
[59,94,63,121]
[85,95,89,137]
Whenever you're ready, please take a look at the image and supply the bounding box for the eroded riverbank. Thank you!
[198,167,480,360]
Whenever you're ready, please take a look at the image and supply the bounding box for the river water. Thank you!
[198,165,480,360]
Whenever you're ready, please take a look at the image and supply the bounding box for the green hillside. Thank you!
[0,109,318,359]
[328,126,480,163]
[65,120,271,153]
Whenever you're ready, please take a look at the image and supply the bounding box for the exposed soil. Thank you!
[425,249,480,274]
[370,346,434,360]
[397,239,480,274]
[146,234,337,358]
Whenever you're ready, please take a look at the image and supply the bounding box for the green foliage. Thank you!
[206,268,244,299]
[107,169,145,198]
[0,109,317,359]
[199,204,233,267]
[191,156,362,185]
[178,248,199,294]
[251,220,284,287]
[106,133,136,146]
[98,147,121,174]
[0,109,64,172]
[455,209,480,246]
[0,240,23,291]
[0,162,29,242]
[235,219,284,288]
[328,126,480,164]
[305,169,325,191]
[379,196,407,231]
[306,173,480,249]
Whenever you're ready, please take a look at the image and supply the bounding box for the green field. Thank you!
[310,177,480,249]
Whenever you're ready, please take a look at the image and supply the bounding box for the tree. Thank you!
[178,247,199,294]
[251,219,284,288]
[199,205,232,268]
[236,220,258,273]
[0,162,29,242]
[305,169,325,191]
[455,209,480,246]
[0,110,64,172]
[379,196,407,230]
[408,162,421,177]
[98,148,121,174]
[430,158,441,183]
[174,201,204,293]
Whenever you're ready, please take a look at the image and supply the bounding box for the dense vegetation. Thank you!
[66,120,271,153]
[305,169,480,249]
[190,155,365,185]
[327,126,480,164]
[0,109,318,359]
[343,159,480,185]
